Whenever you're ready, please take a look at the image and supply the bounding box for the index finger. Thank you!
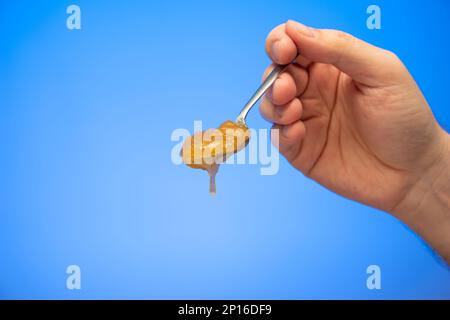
[265,23,298,65]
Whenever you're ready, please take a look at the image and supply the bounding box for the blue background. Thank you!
[0,0,449,299]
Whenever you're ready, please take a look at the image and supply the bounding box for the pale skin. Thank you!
[261,20,450,263]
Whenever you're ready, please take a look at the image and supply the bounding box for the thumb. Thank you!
[285,20,406,86]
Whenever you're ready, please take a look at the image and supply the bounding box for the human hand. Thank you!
[261,20,450,261]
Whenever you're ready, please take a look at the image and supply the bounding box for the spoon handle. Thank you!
[236,64,288,125]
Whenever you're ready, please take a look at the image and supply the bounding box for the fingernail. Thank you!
[271,40,282,63]
[288,20,315,38]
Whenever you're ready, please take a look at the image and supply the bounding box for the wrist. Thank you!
[392,130,450,262]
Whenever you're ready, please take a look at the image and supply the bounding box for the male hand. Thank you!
[261,20,450,262]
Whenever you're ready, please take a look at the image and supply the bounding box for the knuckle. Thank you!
[383,49,407,74]
[332,30,352,46]
[328,30,356,64]
[384,50,402,65]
